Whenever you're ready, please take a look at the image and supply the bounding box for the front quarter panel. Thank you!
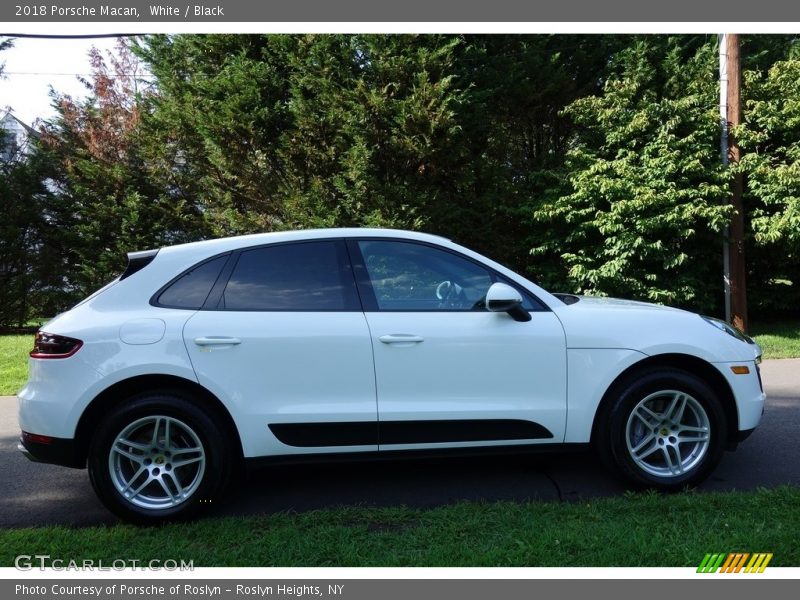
[554,302,759,363]
[554,299,764,440]
[565,348,648,442]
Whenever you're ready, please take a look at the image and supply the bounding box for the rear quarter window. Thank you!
[156,255,229,309]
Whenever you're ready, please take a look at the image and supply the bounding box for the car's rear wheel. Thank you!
[88,392,231,524]
[599,368,727,490]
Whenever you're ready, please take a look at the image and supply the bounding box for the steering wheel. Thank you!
[435,280,464,308]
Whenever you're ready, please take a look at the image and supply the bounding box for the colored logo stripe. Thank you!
[721,553,749,573]
[697,553,773,573]
[697,554,726,573]
[745,553,773,573]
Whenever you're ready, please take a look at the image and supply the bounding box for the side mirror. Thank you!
[485,282,531,322]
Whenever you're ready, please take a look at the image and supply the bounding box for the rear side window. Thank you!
[220,241,359,311]
[157,255,228,309]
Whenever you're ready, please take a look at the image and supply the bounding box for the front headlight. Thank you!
[700,315,755,344]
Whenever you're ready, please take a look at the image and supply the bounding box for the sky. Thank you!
[0,36,120,126]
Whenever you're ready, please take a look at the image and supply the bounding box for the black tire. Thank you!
[597,368,727,491]
[88,391,233,525]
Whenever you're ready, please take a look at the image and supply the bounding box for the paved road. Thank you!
[2,359,798,527]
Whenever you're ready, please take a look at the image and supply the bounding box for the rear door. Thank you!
[182,240,378,458]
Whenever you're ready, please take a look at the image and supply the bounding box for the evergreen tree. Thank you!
[42,39,206,296]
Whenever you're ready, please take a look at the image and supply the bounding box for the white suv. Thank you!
[18,229,765,524]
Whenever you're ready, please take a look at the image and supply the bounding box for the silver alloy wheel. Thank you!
[624,390,711,478]
[108,415,206,510]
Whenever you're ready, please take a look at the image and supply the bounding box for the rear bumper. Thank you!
[18,432,84,469]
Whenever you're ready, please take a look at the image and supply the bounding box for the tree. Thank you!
[737,54,800,315]
[441,35,627,270]
[17,33,798,320]
[41,38,206,297]
[135,34,470,235]
[530,37,731,311]
[0,137,38,327]
[281,34,467,231]
[134,34,624,273]
[0,37,69,326]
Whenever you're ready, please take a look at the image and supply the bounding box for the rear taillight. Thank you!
[30,332,83,359]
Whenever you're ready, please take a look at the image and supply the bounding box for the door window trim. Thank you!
[346,238,549,313]
[153,239,363,312]
[151,236,549,314]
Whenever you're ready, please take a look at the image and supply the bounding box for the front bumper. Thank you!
[18,431,85,469]
[713,360,766,433]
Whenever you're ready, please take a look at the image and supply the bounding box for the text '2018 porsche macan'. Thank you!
[18,229,765,523]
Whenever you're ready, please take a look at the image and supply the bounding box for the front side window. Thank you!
[220,241,359,311]
[357,240,493,311]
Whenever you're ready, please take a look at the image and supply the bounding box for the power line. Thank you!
[3,71,154,78]
[0,34,140,39]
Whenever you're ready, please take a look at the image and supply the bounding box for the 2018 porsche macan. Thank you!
[18,229,764,523]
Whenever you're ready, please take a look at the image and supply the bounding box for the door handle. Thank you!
[193,336,242,346]
[378,334,424,344]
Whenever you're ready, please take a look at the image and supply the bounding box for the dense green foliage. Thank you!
[136,35,465,234]
[1,123,67,327]
[736,58,800,313]
[531,38,730,308]
[1,38,71,326]
[1,134,43,328]
[133,34,624,271]
[2,34,800,326]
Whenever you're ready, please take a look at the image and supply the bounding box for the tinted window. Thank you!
[358,241,493,311]
[221,241,359,311]
[157,255,228,309]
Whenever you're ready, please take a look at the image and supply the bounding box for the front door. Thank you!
[350,239,567,451]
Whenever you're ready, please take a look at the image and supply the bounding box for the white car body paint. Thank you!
[18,228,765,466]
[183,310,378,458]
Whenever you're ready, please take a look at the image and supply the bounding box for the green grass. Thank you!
[750,320,800,359]
[1,487,798,567]
[0,334,31,395]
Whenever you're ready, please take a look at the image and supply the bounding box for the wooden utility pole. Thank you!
[721,33,749,332]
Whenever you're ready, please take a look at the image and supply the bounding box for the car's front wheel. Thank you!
[599,368,727,490]
[88,392,232,524]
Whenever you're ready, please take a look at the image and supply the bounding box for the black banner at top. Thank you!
[2,0,800,24]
